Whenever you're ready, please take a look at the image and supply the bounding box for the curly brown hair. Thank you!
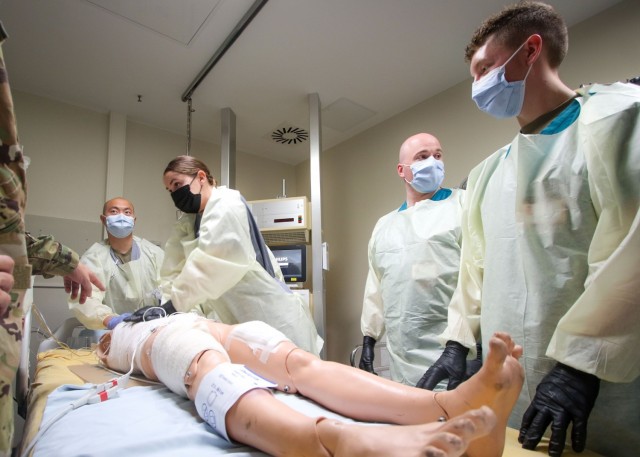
[465,1,568,68]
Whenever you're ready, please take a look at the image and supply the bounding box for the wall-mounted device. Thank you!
[270,244,307,284]
[247,196,310,245]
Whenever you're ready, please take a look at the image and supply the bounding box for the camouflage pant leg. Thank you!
[0,159,30,276]
[0,288,25,455]
[0,143,30,454]
[0,156,31,289]
[1,42,31,453]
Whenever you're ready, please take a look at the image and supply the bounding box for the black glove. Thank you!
[358,336,377,374]
[416,340,469,390]
[123,300,177,324]
[519,362,600,457]
[464,342,483,380]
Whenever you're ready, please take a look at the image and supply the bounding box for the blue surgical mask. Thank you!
[404,156,445,194]
[471,40,533,118]
[105,214,135,238]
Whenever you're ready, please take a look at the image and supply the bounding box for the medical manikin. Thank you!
[97,313,525,457]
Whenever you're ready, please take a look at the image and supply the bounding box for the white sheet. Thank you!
[32,384,357,456]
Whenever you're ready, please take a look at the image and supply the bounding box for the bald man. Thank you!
[358,133,467,386]
[69,197,164,329]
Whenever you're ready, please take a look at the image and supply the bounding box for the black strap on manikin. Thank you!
[193,197,276,278]
[191,198,275,278]
[193,213,202,238]
[242,198,276,278]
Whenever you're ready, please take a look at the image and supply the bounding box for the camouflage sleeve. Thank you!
[26,232,79,278]
[0,44,19,146]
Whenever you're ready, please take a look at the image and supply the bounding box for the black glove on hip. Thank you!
[519,362,600,457]
[123,300,177,324]
[416,340,469,390]
[359,336,377,374]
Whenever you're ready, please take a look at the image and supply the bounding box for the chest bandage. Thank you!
[195,362,276,441]
[106,319,168,375]
[149,313,228,397]
[107,314,228,397]
[224,320,290,363]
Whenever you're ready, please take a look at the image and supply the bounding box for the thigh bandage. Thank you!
[195,363,276,441]
[150,314,229,397]
[224,321,290,363]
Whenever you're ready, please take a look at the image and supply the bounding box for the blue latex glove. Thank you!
[416,340,469,390]
[519,362,600,457]
[106,313,132,330]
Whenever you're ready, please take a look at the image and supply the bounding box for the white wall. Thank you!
[123,121,300,245]
[14,91,298,337]
[15,92,109,221]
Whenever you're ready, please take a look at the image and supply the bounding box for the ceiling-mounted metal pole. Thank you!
[309,93,326,358]
[181,0,269,102]
[220,107,236,188]
[186,98,194,155]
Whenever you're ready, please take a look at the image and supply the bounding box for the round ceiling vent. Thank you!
[271,126,309,145]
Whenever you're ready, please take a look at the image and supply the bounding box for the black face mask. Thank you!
[171,183,201,213]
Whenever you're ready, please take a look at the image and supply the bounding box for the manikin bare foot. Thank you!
[316,332,523,457]
[317,406,497,457]
[437,332,525,457]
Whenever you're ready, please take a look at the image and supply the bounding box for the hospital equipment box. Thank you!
[247,197,310,245]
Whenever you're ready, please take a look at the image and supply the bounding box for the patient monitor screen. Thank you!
[271,244,306,284]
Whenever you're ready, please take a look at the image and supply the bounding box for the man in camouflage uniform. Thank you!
[0,23,103,455]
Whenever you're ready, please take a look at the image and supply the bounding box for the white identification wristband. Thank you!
[195,363,277,441]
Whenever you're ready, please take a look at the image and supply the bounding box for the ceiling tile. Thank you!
[84,0,222,45]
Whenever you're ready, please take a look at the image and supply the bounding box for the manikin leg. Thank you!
[213,321,523,457]
[103,318,523,457]
[185,344,500,457]
[218,322,521,419]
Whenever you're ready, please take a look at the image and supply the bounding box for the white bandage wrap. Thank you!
[150,314,229,397]
[107,318,167,375]
[224,321,290,363]
[195,363,277,441]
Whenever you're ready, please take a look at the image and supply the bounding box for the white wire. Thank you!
[142,306,167,320]
[97,363,162,386]
[20,330,148,457]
